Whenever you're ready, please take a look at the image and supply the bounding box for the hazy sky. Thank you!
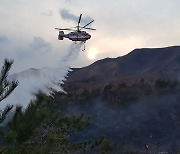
[0,0,180,73]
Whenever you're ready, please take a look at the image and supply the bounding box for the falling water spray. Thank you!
[61,42,83,62]
[1,42,83,109]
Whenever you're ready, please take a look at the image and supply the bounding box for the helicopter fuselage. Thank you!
[58,31,91,42]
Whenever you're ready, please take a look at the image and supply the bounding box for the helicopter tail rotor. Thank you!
[58,31,64,40]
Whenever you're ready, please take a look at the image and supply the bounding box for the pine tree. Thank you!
[0,59,18,123]
[1,92,111,154]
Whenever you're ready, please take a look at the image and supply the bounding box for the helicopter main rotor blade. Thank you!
[55,28,74,31]
[80,27,96,30]
[69,26,78,29]
[78,14,82,28]
[78,14,82,25]
[81,20,94,29]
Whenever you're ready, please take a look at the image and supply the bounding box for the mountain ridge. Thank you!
[64,46,180,91]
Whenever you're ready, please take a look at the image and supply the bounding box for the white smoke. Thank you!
[0,43,82,109]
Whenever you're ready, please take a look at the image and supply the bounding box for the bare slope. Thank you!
[64,46,180,91]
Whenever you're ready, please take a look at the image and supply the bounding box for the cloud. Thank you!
[0,36,52,58]
[0,35,13,66]
[41,10,53,16]
[1,0,180,73]
[0,35,54,73]
[60,8,77,22]
[0,35,10,45]
[65,0,72,3]
[30,37,52,54]
[60,9,93,26]
[13,37,52,61]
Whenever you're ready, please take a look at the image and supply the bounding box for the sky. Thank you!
[1,0,180,73]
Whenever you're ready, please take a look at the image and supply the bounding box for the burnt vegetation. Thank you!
[61,78,179,105]
[0,57,180,153]
[59,78,180,153]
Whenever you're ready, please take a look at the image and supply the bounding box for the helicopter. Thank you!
[55,14,96,51]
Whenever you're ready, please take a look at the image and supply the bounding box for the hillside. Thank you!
[64,46,180,92]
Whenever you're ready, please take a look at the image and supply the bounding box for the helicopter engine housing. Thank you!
[58,31,64,40]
